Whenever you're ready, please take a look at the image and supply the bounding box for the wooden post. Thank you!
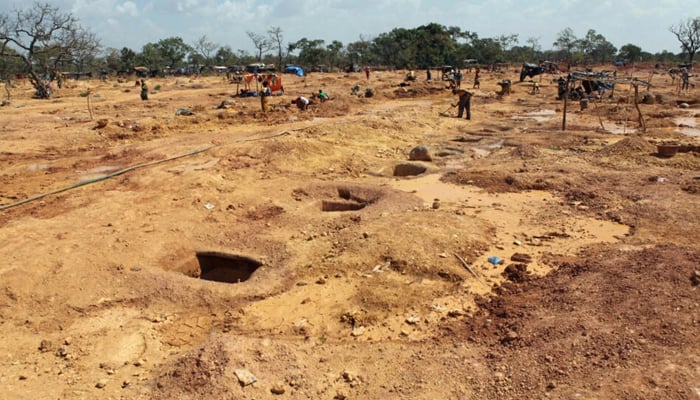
[632,81,646,133]
[562,77,570,131]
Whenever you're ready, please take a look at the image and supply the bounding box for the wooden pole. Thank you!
[633,82,646,133]
[562,77,570,131]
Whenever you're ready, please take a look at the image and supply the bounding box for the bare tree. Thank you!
[670,17,700,63]
[193,35,217,66]
[0,2,99,98]
[247,31,271,62]
[268,26,284,70]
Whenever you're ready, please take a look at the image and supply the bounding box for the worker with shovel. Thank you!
[452,88,473,120]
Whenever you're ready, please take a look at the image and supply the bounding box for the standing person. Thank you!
[426,67,432,81]
[473,67,480,89]
[452,88,472,120]
[681,67,690,91]
[260,81,271,112]
[140,79,148,100]
[364,66,371,80]
[455,69,463,88]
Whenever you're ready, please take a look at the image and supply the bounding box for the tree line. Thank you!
[1,3,699,97]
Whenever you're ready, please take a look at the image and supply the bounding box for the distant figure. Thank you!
[317,89,329,102]
[452,88,472,120]
[364,66,371,80]
[681,67,690,91]
[531,81,540,94]
[292,95,311,110]
[473,67,480,89]
[260,81,271,112]
[454,69,463,88]
[140,79,148,100]
[406,70,416,81]
[426,68,432,81]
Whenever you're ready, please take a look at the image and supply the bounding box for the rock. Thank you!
[234,369,257,386]
[342,370,356,382]
[691,270,700,286]
[679,102,690,109]
[510,253,532,263]
[432,200,440,209]
[351,326,365,336]
[513,240,522,246]
[56,345,69,358]
[38,339,52,353]
[270,384,286,395]
[408,145,432,161]
[96,379,108,389]
[405,316,420,325]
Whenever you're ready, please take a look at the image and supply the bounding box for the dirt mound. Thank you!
[449,244,700,398]
[508,144,541,159]
[595,135,657,156]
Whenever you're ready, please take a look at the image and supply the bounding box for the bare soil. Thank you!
[1,67,699,400]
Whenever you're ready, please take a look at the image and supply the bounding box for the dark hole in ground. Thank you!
[393,163,427,177]
[196,251,262,283]
[322,200,366,211]
[321,186,379,212]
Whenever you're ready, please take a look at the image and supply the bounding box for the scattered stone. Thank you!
[408,145,432,161]
[502,330,519,343]
[316,277,327,284]
[351,326,365,336]
[234,369,257,386]
[448,309,467,317]
[1,99,10,107]
[175,108,194,116]
[38,339,52,353]
[513,240,522,246]
[96,379,108,389]
[270,383,285,395]
[18,375,27,380]
[432,200,440,209]
[691,270,700,286]
[342,370,356,382]
[121,380,130,388]
[56,345,70,358]
[679,102,690,109]
[133,359,146,367]
[510,253,532,264]
[217,99,236,109]
[405,316,420,325]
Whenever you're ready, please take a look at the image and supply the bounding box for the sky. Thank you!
[1,0,696,58]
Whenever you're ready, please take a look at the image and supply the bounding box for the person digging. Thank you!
[451,88,472,120]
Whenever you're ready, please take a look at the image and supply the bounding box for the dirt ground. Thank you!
[0,66,698,400]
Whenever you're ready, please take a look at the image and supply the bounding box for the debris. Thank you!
[176,108,194,116]
[453,252,485,284]
[204,203,215,210]
[234,369,257,386]
[487,256,503,265]
[95,379,108,389]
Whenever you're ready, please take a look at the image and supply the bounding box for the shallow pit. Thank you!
[195,251,262,283]
[393,163,427,177]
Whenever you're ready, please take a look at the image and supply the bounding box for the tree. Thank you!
[247,31,271,62]
[156,37,191,69]
[618,44,642,63]
[0,2,99,98]
[214,45,237,66]
[553,28,577,61]
[326,40,343,71]
[670,17,700,63]
[268,27,284,69]
[578,29,616,64]
[193,35,217,67]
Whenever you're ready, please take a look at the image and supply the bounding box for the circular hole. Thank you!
[195,251,262,283]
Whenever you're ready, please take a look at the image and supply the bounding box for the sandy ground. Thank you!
[0,66,699,400]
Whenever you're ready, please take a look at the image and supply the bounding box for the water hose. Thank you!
[0,145,214,211]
